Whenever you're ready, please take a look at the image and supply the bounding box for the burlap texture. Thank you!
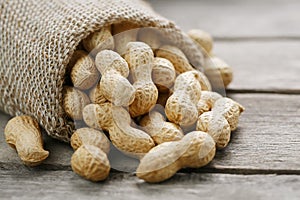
[0,0,204,142]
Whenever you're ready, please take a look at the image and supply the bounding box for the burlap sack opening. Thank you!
[0,0,204,142]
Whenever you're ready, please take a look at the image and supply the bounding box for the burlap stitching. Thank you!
[0,0,204,142]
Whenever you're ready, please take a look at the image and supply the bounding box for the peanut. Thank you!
[136,131,216,183]
[82,26,114,56]
[70,127,111,182]
[82,103,155,157]
[70,127,110,154]
[165,71,202,127]
[59,23,244,184]
[70,50,99,90]
[155,45,194,74]
[140,111,184,144]
[89,82,107,104]
[65,50,86,85]
[212,97,245,131]
[63,86,90,120]
[188,29,214,54]
[205,56,233,88]
[125,42,158,117]
[95,50,135,106]
[68,50,86,71]
[113,22,139,55]
[197,91,222,115]
[152,57,176,93]
[71,144,110,182]
[193,70,212,91]
[4,116,49,166]
[197,111,231,149]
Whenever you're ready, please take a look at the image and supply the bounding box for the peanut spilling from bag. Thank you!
[4,25,243,183]
[4,116,49,166]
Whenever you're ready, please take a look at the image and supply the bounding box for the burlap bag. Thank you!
[0,0,204,142]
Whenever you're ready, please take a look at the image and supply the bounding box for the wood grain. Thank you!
[0,169,299,200]
[214,41,300,92]
[1,93,299,172]
[149,0,300,38]
[209,93,300,171]
[0,0,299,198]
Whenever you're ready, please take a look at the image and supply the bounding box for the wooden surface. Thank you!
[1,0,300,199]
[1,170,299,200]
[149,0,300,38]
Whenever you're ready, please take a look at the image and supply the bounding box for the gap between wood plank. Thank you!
[184,166,300,175]
[227,89,300,95]
[2,161,300,176]
[214,36,300,42]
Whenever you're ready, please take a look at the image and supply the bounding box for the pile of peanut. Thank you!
[4,23,244,183]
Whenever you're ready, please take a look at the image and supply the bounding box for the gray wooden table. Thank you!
[1,0,300,199]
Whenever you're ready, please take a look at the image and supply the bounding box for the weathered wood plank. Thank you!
[209,93,300,171]
[214,41,300,92]
[149,0,300,38]
[1,93,299,172]
[0,170,299,200]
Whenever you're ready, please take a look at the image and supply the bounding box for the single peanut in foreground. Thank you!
[82,26,114,56]
[4,116,49,166]
[197,111,231,149]
[83,103,155,157]
[212,97,245,131]
[125,42,158,117]
[136,131,216,183]
[95,50,135,106]
[188,29,214,54]
[155,45,194,74]
[140,111,184,144]
[71,144,110,182]
[70,127,111,182]
[165,71,202,127]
